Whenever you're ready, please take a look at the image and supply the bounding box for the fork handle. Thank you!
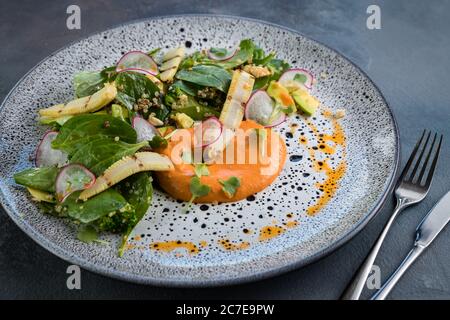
[371,244,425,300]
[341,198,407,300]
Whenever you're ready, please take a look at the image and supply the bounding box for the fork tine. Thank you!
[398,130,426,182]
[424,134,443,187]
[408,131,431,181]
[417,133,437,184]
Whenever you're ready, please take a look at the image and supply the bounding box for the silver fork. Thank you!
[341,130,443,300]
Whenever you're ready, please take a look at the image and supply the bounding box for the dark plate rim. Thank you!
[0,14,400,287]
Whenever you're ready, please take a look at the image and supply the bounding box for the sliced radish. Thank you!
[245,90,286,127]
[35,131,68,167]
[207,48,237,61]
[279,68,314,89]
[132,116,160,143]
[193,116,223,148]
[116,51,158,76]
[56,164,95,202]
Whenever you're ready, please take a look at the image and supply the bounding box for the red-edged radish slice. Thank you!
[193,116,223,148]
[35,131,68,167]
[279,68,314,89]
[245,90,286,128]
[207,48,237,61]
[116,51,158,76]
[132,116,160,143]
[55,164,96,202]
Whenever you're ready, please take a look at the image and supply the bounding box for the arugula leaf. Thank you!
[14,167,59,193]
[218,176,241,198]
[51,114,137,155]
[175,65,232,92]
[194,163,209,177]
[117,172,153,256]
[149,135,168,149]
[65,189,131,224]
[77,224,98,243]
[70,137,148,176]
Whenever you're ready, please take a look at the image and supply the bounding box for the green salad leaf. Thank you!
[175,65,232,92]
[14,167,59,193]
[253,58,290,90]
[65,189,131,224]
[149,135,168,149]
[51,114,137,155]
[77,224,99,243]
[73,66,117,98]
[203,39,255,69]
[116,172,153,256]
[70,137,148,176]
[115,71,170,120]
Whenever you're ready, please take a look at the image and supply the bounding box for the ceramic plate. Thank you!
[0,15,399,286]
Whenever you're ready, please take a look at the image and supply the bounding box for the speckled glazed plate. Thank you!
[0,15,399,286]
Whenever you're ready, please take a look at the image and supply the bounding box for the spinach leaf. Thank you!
[73,71,105,98]
[171,80,201,96]
[169,95,220,120]
[14,167,59,193]
[65,189,130,224]
[175,65,232,92]
[115,71,162,110]
[117,172,153,256]
[51,114,137,154]
[73,66,117,98]
[70,137,148,176]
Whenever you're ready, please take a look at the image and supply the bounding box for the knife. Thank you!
[371,191,450,300]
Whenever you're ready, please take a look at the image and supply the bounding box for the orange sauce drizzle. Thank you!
[218,239,250,251]
[150,241,200,254]
[302,108,347,216]
[259,225,286,241]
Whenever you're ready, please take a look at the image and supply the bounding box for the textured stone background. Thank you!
[0,0,449,299]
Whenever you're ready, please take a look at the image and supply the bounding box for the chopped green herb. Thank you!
[218,176,241,198]
[186,177,211,212]
[194,163,209,177]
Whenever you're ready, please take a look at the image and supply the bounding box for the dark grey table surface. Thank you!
[0,0,449,299]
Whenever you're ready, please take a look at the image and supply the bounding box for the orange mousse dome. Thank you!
[155,120,287,203]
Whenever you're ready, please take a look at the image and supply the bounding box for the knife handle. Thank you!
[371,244,425,300]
